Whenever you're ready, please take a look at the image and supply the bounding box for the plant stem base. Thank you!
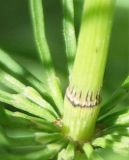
[63,98,100,142]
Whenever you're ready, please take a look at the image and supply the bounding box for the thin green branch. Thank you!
[30,0,54,74]
[29,1,64,115]
[62,0,76,72]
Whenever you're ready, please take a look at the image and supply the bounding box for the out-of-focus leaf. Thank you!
[0,126,9,146]
[74,151,88,160]
[0,90,56,121]
[0,69,59,118]
[98,108,129,129]
[0,107,62,155]
[0,48,49,96]
[96,146,129,160]
[47,76,64,116]
[101,126,129,137]
[25,138,68,160]
[92,133,129,156]
[35,132,63,145]
[99,76,129,118]
[6,111,60,133]
[57,142,75,160]
[83,143,104,160]
[0,48,64,117]
[83,143,94,159]
[90,151,104,160]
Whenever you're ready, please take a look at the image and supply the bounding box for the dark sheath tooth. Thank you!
[70,86,73,94]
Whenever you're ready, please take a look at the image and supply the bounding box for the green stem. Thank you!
[63,0,116,142]
[30,0,54,74]
[30,0,64,116]
[62,0,76,72]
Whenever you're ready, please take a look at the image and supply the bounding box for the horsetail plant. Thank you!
[0,0,129,159]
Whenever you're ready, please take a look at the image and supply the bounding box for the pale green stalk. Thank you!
[63,0,116,142]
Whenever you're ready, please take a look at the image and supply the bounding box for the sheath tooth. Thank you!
[93,100,96,106]
[75,92,79,106]
[70,86,74,94]
[73,89,76,104]
[87,91,91,102]
[88,101,91,107]
[74,99,79,106]
[71,88,75,102]
[66,87,70,98]
[82,97,86,107]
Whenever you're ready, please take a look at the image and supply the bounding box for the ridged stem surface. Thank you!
[63,0,116,142]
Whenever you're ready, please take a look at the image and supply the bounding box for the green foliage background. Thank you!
[0,0,129,159]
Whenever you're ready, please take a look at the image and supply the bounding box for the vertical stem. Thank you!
[63,0,116,142]
[30,0,54,74]
[30,0,63,116]
[62,0,76,72]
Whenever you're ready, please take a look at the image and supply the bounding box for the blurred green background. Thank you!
[0,0,129,159]
[0,0,128,97]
